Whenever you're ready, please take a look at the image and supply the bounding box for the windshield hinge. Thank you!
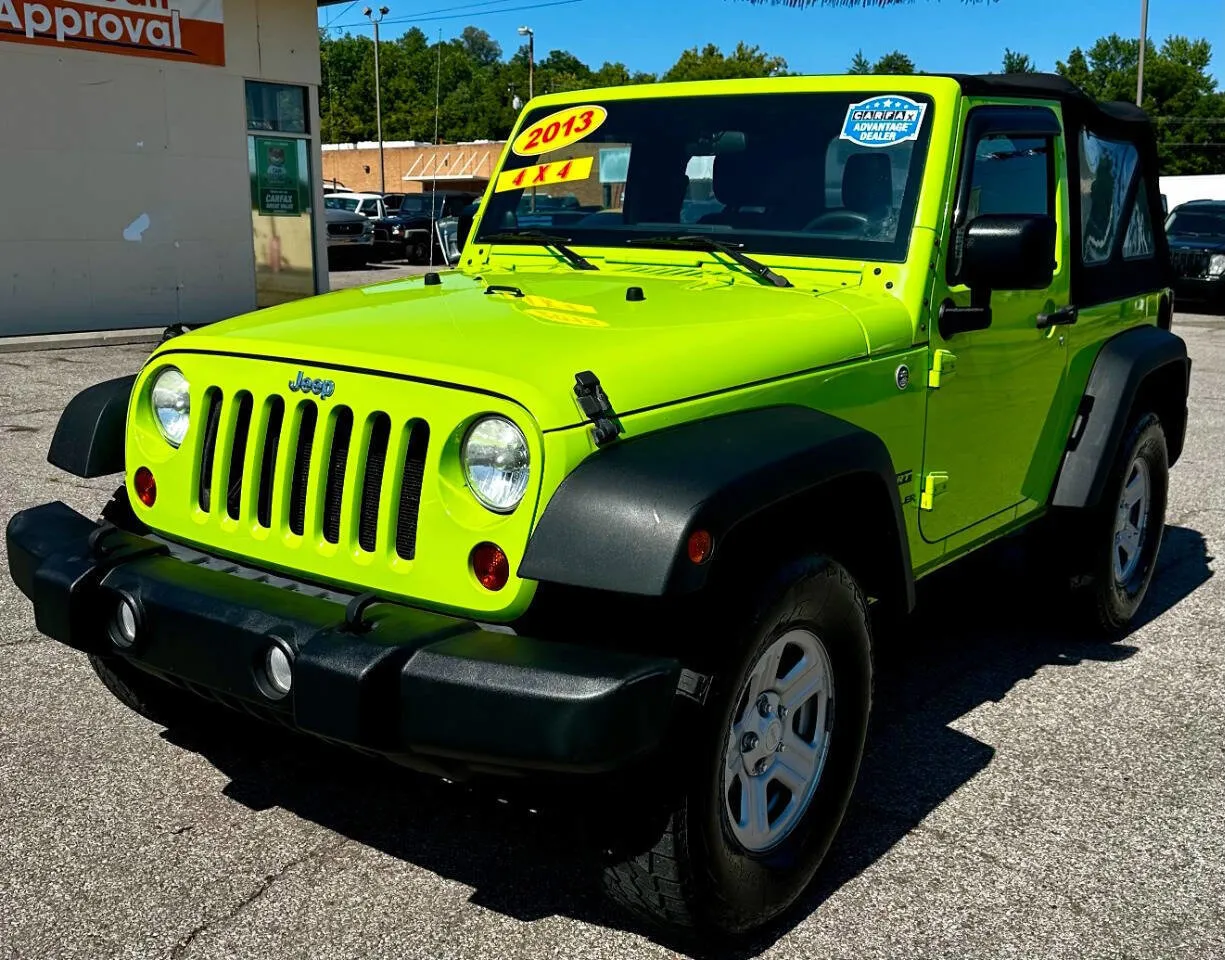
[573,371,622,446]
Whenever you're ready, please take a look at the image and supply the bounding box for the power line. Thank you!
[330,0,585,30]
[323,0,359,27]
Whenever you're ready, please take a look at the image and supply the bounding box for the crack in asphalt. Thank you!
[166,837,351,959]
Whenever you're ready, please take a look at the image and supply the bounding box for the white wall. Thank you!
[0,0,322,337]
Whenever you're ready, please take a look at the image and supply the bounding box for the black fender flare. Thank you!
[519,405,914,610]
[1051,325,1190,509]
[47,375,136,478]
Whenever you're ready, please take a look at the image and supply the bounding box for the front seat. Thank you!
[842,152,893,220]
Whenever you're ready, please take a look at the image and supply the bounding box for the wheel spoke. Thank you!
[780,728,820,780]
[746,641,785,702]
[778,655,826,712]
[742,775,770,847]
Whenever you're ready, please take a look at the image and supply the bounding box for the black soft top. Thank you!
[947,72,1170,305]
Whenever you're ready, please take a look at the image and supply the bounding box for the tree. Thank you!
[460,26,501,66]
[848,50,872,75]
[1058,34,1225,174]
[663,42,788,82]
[872,50,915,74]
[1002,49,1037,73]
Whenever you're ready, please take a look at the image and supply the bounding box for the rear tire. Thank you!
[1064,412,1169,633]
[603,555,872,934]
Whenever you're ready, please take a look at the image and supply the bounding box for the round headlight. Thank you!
[462,416,529,513]
[151,368,190,447]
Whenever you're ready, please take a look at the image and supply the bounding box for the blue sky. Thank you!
[320,0,1224,83]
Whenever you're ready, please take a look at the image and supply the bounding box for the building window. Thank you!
[245,81,309,135]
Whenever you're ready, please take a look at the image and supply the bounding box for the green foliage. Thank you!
[662,42,788,82]
[1001,49,1037,73]
[320,25,1224,176]
[846,49,915,75]
[1057,34,1225,174]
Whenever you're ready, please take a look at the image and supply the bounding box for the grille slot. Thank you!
[395,421,430,561]
[198,390,223,512]
[358,414,391,553]
[226,392,254,520]
[257,398,285,529]
[1171,249,1211,279]
[289,403,318,537]
[322,408,354,545]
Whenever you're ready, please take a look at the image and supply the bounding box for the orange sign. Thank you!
[0,0,225,66]
[494,156,594,193]
[511,105,607,157]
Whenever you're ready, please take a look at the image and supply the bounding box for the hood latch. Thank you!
[574,371,622,446]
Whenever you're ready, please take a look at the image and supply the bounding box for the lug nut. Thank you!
[754,757,769,775]
[756,694,772,718]
[777,704,788,721]
[741,732,759,752]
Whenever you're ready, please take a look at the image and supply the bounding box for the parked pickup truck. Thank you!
[7,72,1188,937]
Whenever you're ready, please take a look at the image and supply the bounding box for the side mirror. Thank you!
[962,213,1057,291]
[940,213,1057,340]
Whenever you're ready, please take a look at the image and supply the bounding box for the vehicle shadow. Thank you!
[162,524,1212,957]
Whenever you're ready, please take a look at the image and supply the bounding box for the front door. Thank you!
[919,104,1072,544]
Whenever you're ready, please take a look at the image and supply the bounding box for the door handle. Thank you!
[1036,305,1078,330]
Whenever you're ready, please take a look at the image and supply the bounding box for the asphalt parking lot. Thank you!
[1,312,1222,959]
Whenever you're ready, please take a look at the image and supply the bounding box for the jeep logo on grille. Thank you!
[288,371,336,399]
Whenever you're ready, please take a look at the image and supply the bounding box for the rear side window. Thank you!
[1123,180,1155,260]
[1080,131,1144,264]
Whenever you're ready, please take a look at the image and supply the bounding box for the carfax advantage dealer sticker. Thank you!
[840,95,926,148]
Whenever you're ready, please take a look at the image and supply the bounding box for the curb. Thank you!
[0,328,164,354]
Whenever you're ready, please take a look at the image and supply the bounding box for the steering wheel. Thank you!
[803,211,871,233]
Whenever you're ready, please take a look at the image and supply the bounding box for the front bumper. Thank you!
[1172,275,1225,308]
[6,502,681,776]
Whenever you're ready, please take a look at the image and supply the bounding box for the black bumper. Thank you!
[1173,276,1225,309]
[6,502,682,775]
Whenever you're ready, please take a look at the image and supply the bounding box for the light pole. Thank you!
[1136,0,1149,107]
[517,25,534,101]
[363,5,390,195]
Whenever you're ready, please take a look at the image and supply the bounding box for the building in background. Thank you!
[322,140,504,195]
[0,0,344,338]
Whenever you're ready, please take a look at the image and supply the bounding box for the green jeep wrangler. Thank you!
[7,73,1190,935]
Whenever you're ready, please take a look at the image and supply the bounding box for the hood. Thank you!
[165,270,911,431]
[1168,234,1225,252]
[325,208,367,224]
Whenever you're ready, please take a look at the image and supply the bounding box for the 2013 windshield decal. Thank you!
[840,95,926,148]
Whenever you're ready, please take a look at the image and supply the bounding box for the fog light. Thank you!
[264,645,293,697]
[134,467,156,507]
[111,596,139,648]
[471,542,510,591]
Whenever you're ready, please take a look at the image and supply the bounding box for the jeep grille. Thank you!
[196,389,429,560]
[1171,249,1211,279]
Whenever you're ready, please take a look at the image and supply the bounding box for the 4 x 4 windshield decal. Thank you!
[841,95,927,148]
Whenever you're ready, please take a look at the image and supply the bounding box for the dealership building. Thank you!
[0,0,339,338]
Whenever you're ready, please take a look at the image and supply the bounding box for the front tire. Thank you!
[88,653,210,730]
[603,556,872,934]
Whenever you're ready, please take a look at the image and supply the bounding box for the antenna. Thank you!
[430,28,442,267]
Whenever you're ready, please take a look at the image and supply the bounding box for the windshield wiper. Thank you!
[480,231,598,270]
[627,235,792,288]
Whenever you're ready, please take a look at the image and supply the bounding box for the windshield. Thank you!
[475,91,933,262]
[1166,209,1225,238]
[325,196,360,212]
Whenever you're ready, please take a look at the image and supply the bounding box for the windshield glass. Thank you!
[1166,209,1225,238]
[475,91,933,262]
[325,196,360,212]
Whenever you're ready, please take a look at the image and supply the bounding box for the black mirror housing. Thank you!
[962,214,1057,292]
